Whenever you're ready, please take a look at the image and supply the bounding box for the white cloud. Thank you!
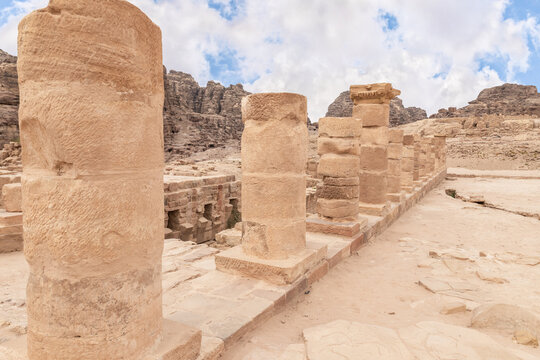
[1,0,539,119]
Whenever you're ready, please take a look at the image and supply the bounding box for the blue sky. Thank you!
[1,0,540,119]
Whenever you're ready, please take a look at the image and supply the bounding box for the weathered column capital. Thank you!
[350,83,401,105]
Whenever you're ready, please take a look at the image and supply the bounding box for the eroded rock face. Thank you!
[0,50,19,145]
[432,83,540,118]
[325,90,427,127]
[0,49,250,158]
[163,69,250,159]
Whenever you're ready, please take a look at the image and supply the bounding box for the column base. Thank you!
[215,245,327,285]
[402,185,414,194]
[358,201,390,216]
[306,214,368,237]
[146,319,202,360]
[387,191,406,203]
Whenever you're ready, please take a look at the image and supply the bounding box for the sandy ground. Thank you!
[221,176,540,359]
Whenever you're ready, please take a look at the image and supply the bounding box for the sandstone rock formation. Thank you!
[326,90,427,127]
[0,50,18,145]
[163,69,250,158]
[0,49,250,158]
[432,83,540,118]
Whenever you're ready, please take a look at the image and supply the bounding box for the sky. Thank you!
[1,0,540,120]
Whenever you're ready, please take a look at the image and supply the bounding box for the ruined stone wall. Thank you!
[164,175,241,243]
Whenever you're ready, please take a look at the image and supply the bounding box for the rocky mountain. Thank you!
[0,50,19,145]
[431,83,540,118]
[163,69,249,158]
[0,49,250,158]
[325,90,427,127]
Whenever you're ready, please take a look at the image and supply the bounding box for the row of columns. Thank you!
[17,1,447,358]
[314,84,447,225]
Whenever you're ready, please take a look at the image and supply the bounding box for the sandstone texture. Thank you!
[17,1,174,358]
[0,50,18,146]
[326,90,427,127]
[432,83,540,118]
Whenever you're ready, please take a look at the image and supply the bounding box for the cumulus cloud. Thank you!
[1,0,539,119]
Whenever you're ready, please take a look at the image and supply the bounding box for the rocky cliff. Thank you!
[0,50,19,145]
[163,69,249,158]
[431,83,540,118]
[325,90,427,126]
[0,49,250,159]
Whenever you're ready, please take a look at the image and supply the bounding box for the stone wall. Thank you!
[164,175,241,243]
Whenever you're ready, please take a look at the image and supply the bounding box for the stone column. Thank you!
[18,1,200,359]
[350,83,400,216]
[426,137,436,177]
[401,135,415,193]
[387,129,405,202]
[434,134,447,172]
[418,137,429,182]
[306,117,367,237]
[413,134,422,187]
[216,93,327,285]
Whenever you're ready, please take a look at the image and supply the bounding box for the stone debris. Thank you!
[278,344,306,360]
[215,228,242,247]
[471,303,540,346]
[476,269,509,284]
[440,301,467,315]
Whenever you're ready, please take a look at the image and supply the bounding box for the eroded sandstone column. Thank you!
[426,137,436,177]
[17,1,188,359]
[240,93,307,259]
[434,134,447,172]
[418,137,429,182]
[387,128,404,202]
[316,117,361,220]
[401,134,415,193]
[216,93,326,284]
[351,83,400,216]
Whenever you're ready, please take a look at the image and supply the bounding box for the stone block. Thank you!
[403,134,414,146]
[318,184,359,200]
[388,128,404,143]
[145,319,202,360]
[215,245,327,285]
[317,198,359,219]
[0,233,23,253]
[317,137,359,156]
[352,104,389,127]
[358,172,388,204]
[360,126,388,145]
[318,117,362,138]
[318,154,360,178]
[0,211,22,226]
[388,159,401,176]
[323,177,359,186]
[242,174,305,221]
[401,158,414,172]
[357,201,390,216]
[402,147,415,158]
[2,183,21,212]
[306,214,367,237]
[359,146,388,171]
[387,175,401,193]
[387,143,402,159]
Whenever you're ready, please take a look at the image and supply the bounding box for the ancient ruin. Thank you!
[351,83,400,216]
[16,1,200,358]
[0,1,539,360]
[215,93,327,285]
[387,128,405,202]
[306,117,367,236]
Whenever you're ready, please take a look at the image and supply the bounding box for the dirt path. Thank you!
[221,177,540,359]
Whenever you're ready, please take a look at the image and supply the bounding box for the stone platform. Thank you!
[0,168,447,360]
[306,214,368,237]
